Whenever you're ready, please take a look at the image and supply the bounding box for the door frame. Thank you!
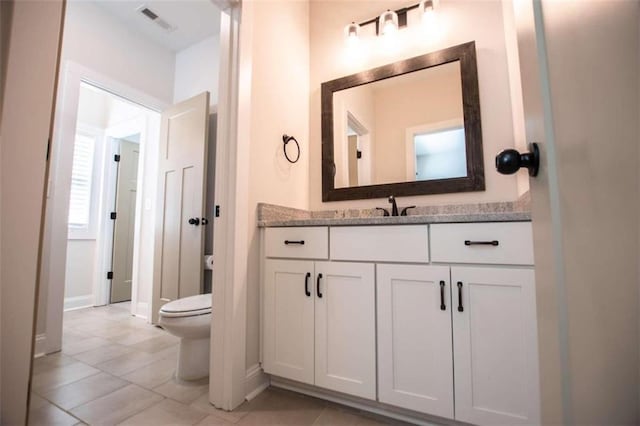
[209,0,249,410]
[42,61,168,353]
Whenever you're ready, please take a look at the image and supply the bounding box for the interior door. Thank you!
[152,92,210,323]
[110,139,139,303]
[512,1,639,423]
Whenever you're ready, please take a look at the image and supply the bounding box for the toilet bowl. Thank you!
[158,293,212,381]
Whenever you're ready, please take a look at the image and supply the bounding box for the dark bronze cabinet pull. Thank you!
[316,273,323,298]
[284,240,305,245]
[464,240,499,246]
[439,281,446,311]
[304,272,311,297]
[457,282,464,312]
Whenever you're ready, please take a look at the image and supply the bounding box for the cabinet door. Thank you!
[451,267,539,425]
[377,264,454,418]
[263,259,315,384]
[314,261,376,399]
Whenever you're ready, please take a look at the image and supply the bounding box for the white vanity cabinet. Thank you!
[261,221,539,426]
[262,227,376,400]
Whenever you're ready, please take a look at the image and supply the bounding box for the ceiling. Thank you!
[93,0,221,52]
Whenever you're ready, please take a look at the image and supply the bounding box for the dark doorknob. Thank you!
[495,142,540,177]
[188,217,200,226]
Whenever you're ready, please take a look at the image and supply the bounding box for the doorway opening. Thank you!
[64,82,158,311]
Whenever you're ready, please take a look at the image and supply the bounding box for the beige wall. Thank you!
[244,0,310,371]
[373,62,462,184]
[309,0,521,210]
[0,1,64,423]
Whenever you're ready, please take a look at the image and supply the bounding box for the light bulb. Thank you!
[420,0,437,27]
[378,10,398,36]
[344,22,360,48]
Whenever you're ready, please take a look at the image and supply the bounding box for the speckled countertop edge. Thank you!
[257,193,531,227]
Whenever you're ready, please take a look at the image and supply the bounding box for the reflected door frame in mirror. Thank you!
[321,41,484,202]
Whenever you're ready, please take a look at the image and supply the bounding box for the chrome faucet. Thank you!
[375,196,416,217]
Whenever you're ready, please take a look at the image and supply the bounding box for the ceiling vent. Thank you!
[137,5,176,32]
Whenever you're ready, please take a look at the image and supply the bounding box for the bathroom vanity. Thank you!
[258,205,539,426]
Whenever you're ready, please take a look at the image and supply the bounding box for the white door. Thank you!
[377,264,453,418]
[513,1,639,423]
[314,261,376,400]
[262,259,315,385]
[111,139,139,303]
[451,266,538,425]
[152,92,210,323]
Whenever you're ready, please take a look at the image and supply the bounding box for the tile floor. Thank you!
[29,303,406,425]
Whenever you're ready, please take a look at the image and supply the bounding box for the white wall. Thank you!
[244,0,310,371]
[309,0,523,210]
[62,1,176,104]
[64,241,96,308]
[174,35,221,107]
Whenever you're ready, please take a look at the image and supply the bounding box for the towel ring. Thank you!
[282,134,300,164]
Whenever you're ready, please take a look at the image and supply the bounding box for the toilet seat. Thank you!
[159,294,212,318]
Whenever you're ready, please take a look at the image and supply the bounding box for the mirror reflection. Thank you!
[333,61,464,189]
[322,41,484,202]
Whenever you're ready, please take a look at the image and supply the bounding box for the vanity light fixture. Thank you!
[420,0,437,24]
[344,22,361,45]
[379,10,399,36]
[343,1,439,42]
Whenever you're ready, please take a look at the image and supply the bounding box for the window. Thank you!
[68,127,101,238]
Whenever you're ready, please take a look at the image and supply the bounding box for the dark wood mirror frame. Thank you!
[321,41,484,202]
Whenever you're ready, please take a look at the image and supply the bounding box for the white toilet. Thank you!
[158,293,212,381]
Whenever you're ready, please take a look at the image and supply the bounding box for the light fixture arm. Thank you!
[353,1,434,35]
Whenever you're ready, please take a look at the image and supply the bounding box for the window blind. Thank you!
[68,132,96,228]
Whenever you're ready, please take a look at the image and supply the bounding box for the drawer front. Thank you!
[430,222,534,265]
[265,227,328,259]
[330,225,429,263]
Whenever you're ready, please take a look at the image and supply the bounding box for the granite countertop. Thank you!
[257,194,531,227]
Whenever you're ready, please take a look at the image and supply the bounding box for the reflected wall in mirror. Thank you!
[322,41,484,201]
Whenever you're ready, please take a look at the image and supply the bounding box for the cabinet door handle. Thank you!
[457,281,464,312]
[284,240,305,245]
[316,273,323,298]
[304,272,311,297]
[464,240,499,246]
[439,281,446,311]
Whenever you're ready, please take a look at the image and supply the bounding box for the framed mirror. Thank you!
[321,41,484,201]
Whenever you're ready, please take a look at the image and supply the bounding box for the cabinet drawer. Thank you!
[265,227,328,259]
[330,225,429,263]
[430,222,533,265]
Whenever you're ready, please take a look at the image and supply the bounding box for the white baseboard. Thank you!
[134,302,149,321]
[33,334,47,358]
[245,364,269,400]
[64,295,93,311]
